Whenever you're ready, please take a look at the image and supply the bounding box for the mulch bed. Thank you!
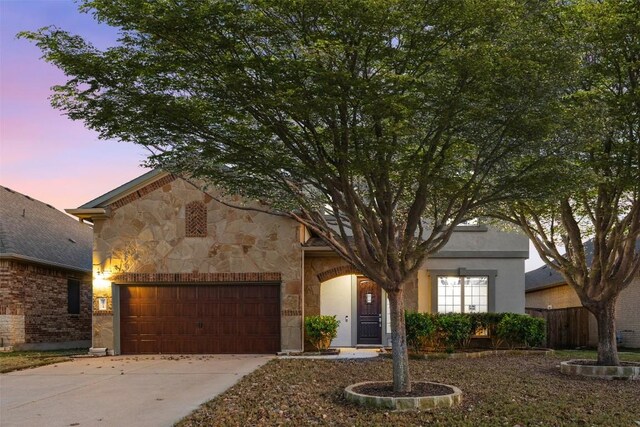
[353,381,453,398]
[178,354,640,426]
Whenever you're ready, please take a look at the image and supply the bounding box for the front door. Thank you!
[357,277,382,345]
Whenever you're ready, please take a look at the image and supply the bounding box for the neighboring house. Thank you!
[67,170,529,355]
[0,186,92,350]
[525,241,640,348]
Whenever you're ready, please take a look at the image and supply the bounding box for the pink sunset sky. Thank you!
[0,0,545,271]
[0,0,149,212]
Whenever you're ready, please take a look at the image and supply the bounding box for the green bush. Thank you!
[304,315,340,351]
[496,314,546,348]
[434,313,473,352]
[468,312,509,349]
[405,311,436,353]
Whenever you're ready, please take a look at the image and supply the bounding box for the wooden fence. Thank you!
[526,307,591,349]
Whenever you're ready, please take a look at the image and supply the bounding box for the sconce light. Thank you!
[98,297,108,311]
[93,269,112,291]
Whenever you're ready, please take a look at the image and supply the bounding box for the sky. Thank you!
[0,0,150,211]
[0,0,546,271]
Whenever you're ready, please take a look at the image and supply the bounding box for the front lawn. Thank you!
[555,349,640,362]
[178,354,640,426]
[0,349,87,373]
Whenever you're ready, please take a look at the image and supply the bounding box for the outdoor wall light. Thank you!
[93,269,112,291]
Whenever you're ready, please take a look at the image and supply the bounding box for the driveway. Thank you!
[0,354,272,427]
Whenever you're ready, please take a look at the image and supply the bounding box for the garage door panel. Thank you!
[178,287,198,301]
[120,284,280,354]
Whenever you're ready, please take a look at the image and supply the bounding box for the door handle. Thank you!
[345,315,349,323]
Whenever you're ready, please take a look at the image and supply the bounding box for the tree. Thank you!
[22,0,567,391]
[495,0,640,366]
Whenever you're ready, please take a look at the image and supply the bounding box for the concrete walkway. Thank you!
[0,354,271,427]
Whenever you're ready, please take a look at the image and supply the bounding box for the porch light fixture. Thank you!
[98,297,108,311]
[93,269,112,291]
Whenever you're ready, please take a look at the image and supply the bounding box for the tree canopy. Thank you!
[495,0,640,365]
[23,0,570,390]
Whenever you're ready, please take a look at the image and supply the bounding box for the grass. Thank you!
[0,349,88,373]
[555,349,640,362]
[178,352,640,427]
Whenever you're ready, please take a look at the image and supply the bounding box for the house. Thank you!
[67,170,529,354]
[525,241,640,348]
[0,186,92,350]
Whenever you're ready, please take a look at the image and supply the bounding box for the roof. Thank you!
[78,169,164,209]
[525,239,640,292]
[0,186,92,272]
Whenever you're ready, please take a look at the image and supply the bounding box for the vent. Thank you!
[24,195,33,201]
[68,238,77,244]
[5,187,15,193]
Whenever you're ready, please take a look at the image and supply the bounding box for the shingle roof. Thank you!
[525,239,640,292]
[0,186,92,272]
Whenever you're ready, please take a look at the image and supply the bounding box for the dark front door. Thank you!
[357,278,382,344]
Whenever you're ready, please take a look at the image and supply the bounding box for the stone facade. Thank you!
[91,176,304,352]
[77,171,529,353]
[0,259,91,348]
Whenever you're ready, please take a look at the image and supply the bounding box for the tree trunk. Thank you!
[593,298,620,366]
[388,288,411,392]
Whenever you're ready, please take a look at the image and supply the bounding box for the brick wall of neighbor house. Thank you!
[616,277,640,348]
[92,177,304,352]
[526,276,640,348]
[303,255,419,317]
[525,284,583,309]
[0,259,91,347]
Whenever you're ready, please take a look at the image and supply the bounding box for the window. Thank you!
[437,276,488,313]
[68,279,81,314]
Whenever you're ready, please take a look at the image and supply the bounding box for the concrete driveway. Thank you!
[0,354,272,427]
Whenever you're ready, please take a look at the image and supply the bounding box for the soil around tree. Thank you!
[353,381,454,398]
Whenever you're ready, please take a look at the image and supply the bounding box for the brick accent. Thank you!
[0,259,91,345]
[281,309,302,316]
[317,265,360,283]
[185,200,207,237]
[108,174,177,211]
[92,295,113,314]
[112,272,282,283]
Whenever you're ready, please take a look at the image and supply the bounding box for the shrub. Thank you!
[434,313,473,352]
[304,315,340,351]
[405,311,436,353]
[496,314,546,348]
[468,312,508,349]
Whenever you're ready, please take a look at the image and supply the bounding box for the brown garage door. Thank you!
[120,284,280,354]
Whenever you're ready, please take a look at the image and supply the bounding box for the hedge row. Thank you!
[405,312,546,353]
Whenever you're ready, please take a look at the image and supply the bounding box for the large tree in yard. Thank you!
[495,0,640,366]
[23,0,568,391]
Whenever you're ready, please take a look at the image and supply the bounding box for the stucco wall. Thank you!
[304,226,528,317]
[422,258,526,314]
[433,226,529,255]
[303,254,419,317]
[526,277,640,348]
[92,176,304,352]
